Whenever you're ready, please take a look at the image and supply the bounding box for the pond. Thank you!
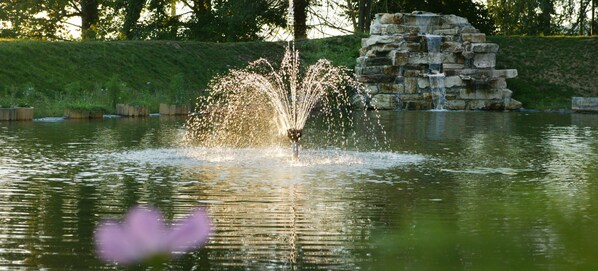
[1,111,597,270]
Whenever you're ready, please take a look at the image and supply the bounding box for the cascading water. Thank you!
[425,34,446,110]
[415,13,446,111]
[428,73,446,110]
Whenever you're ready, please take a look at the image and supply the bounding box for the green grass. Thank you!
[65,102,108,113]
[1,35,596,116]
[0,40,288,117]
[490,36,598,109]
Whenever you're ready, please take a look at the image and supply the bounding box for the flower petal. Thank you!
[165,208,211,253]
[123,206,167,255]
[95,221,142,264]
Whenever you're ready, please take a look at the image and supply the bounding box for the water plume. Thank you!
[185,45,380,158]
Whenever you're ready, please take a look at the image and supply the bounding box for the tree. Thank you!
[357,0,373,33]
[80,0,100,39]
[294,0,309,39]
[120,0,145,39]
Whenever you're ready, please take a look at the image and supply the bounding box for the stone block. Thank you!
[501,89,513,98]
[404,70,422,77]
[460,26,480,34]
[572,97,598,112]
[356,56,392,66]
[362,35,403,48]
[370,22,383,35]
[389,50,409,66]
[355,65,396,75]
[490,78,507,89]
[418,78,430,89]
[433,28,459,35]
[469,43,499,53]
[441,41,463,53]
[380,13,403,24]
[442,52,457,63]
[363,83,379,95]
[367,44,402,53]
[445,87,462,94]
[492,69,518,79]
[379,83,404,94]
[445,76,465,88]
[370,94,399,110]
[473,53,496,68]
[459,89,504,100]
[442,14,469,25]
[382,24,404,35]
[351,94,369,108]
[398,94,425,100]
[466,100,489,110]
[405,42,422,51]
[462,33,486,42]
[408,52,429,64]
[505,98,523,110]
[445,100,466,110]
[356,74,395,83]
[443,63,465,71]
[404,77,418,94]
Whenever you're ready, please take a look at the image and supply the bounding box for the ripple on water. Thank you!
[100,147,425,181]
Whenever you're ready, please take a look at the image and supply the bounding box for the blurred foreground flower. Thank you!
[95,206,211,265]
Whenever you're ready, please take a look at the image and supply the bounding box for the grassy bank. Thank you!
[0,36,362,117]
[490,36,598,109]
[0,35,596,116]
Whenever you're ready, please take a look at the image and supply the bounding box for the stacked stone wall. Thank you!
[354,11,522,110]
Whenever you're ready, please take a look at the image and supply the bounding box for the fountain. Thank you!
[355,11,522,111]
[185,1,379,159]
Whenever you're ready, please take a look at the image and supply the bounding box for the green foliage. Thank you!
[106,75,130,108]
[295,34,365,68]
[0,0,287,41]
[65,102,108,113]
[166,73,189,105]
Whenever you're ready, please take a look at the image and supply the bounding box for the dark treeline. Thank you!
[0,0,596,41]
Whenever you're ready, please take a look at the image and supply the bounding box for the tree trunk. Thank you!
[123,0,145,39]
[357,0,372,33]
[346,0,358,31]
[293,0,309,39]
[80,0,99,39]
[592,0,596,35]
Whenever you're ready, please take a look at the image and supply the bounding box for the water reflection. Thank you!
[0,112,597,270]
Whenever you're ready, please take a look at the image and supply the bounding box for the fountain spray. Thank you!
[184,0,368,159]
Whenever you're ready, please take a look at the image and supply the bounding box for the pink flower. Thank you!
[95,206,211,264]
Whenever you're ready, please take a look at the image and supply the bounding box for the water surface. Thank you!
[0,112,597,270]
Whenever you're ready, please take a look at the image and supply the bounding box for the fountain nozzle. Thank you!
[287,129,303,160]
[287,129,303,143]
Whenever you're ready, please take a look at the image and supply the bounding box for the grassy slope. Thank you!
[0,40,288,116]
[0,35,595,116]
[490,36,598,109]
